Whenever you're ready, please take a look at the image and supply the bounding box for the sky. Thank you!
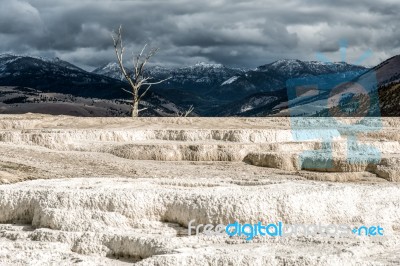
[0,0,399,70]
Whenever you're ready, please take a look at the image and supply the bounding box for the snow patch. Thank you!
[221,76,238,86]
[239,96,278,112]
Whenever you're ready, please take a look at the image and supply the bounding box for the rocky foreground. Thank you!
[0,114,399,265]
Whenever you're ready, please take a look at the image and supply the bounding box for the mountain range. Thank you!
[0,53,399,117]
[93,59,368,116]
[0,54,192,116]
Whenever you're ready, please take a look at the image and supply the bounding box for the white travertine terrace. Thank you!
[0,114,399,265]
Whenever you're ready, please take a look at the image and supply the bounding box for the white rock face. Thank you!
[0,115,399,265]
[0,177,399,265]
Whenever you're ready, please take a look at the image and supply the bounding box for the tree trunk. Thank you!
[132,99,139,118]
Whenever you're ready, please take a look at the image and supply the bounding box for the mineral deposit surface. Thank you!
[0,114,399,265]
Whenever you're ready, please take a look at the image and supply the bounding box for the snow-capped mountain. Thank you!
[93,61,247,114]
[256,59,366,76]
[303,55,400,118]
[167,62,245,86]
[0,54,84,73]
[93,61,246,88]
[212,60,377,116]
[92,62,123,80]
[249,56,400,118]
[214,60,368,102]
[2,53,399,117]
[0,54,129,99]
[92,59,369,116]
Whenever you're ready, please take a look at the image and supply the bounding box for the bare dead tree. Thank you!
[112,26,170,117]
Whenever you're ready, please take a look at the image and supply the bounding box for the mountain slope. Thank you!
[379,83,400,116]
[94,59,366,115]
[4,54,398,117]
[92,62,123,80]
[0,54,190,116]
[375,55,400,116]
[0,86,190,117]
[213,90,287,116]
[281,56,400,118]
[93,62,246,92]
[93,62,247,115]
[326,56,400,117]
[0,54,127,99]
[215,60,368,101]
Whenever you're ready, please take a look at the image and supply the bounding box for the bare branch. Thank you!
[134,44,148,79]
[138,47,158,76]
[184,105,195,117]
[146,48,159,60]
[136,77,151,87]
[138,107,148,113]
[176,105,195,117]
[141,77,171,86]
[120,87,134,95]
[112,26,136,90]
[138,44,148,60]
[139,84,152,100]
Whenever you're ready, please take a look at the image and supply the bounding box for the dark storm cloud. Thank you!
[0,0,399,69]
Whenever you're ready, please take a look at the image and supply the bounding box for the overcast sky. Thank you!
[1,0,399,70]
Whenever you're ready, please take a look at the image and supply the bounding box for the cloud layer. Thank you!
[0,0,399,69]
